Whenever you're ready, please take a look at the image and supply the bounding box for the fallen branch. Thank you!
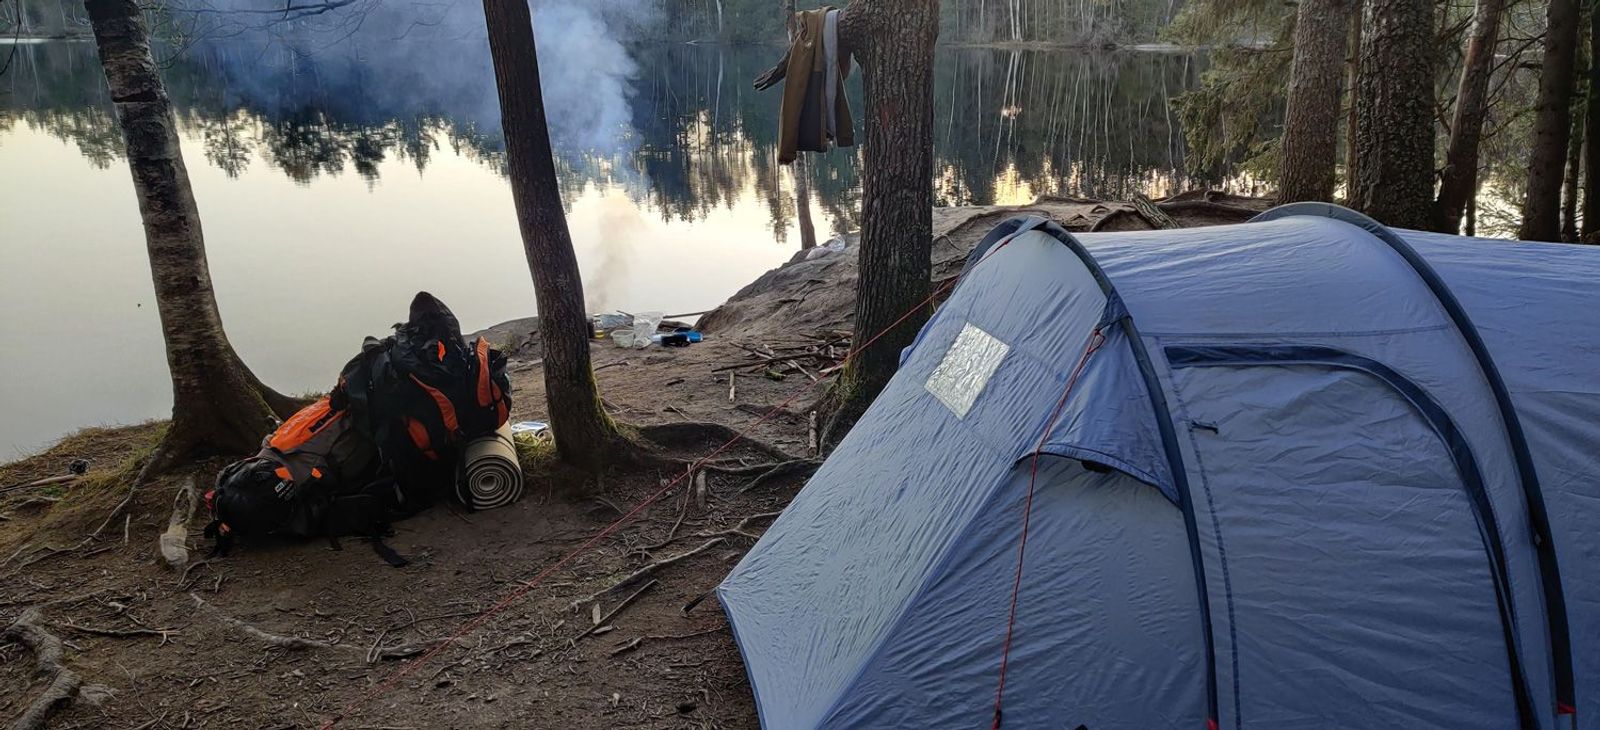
[572,579,657,643]
[55,620,178,642]
[1131,193,1181,229]
[568,538,727,611]
[3,609,82,730]
[712,352,833,373]
[189,592,340,651]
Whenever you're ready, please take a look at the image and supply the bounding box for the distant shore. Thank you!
[4,32,1206,53]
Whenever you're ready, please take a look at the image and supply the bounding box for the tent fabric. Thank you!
[718,205,1600,730]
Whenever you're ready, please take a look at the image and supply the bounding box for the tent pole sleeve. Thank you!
[1022,217,1221,729]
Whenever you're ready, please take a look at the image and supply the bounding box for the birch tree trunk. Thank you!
[1353,0,1435,229]
[1520,0,1581,241]
[482,0,624,468]
[1432,0,1506,233]
[1584,8,1600,240]
[85,0,294,477]
[1562,104,1584,241]
[794,155,818,250]
[1278,0,1351,203]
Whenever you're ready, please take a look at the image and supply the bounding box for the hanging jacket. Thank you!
[754,7,854,164]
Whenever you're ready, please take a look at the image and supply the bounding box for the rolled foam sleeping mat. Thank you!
[457,422,523,510]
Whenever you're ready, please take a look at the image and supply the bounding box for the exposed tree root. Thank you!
[634,422,792,463]
[4,608,83,730]
[158,476,198,570]
[692,510,785,543]
[737,460,821,494]
[189,592,340,651]
[568,537,728,611]
[608,623,728,656]
[1153,199,1260,220]
[698,461,785,477]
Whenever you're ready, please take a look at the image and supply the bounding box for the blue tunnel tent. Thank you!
[717,203,1600,730]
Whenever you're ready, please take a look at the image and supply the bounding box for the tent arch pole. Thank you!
[968,216,1222,729]
[1252,202,1576,716]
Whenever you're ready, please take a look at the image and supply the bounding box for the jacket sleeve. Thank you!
[754,47,792,90]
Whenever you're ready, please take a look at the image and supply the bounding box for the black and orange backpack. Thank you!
[203,395,406,561]
[330,292,512,505]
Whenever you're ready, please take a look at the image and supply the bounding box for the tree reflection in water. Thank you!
[2,40,1244,240]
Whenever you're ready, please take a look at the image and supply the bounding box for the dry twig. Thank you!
[568,538,727,611]
[572,579,658,643]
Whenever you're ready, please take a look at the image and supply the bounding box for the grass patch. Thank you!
[514,434,558,477]
[0,422,169,555]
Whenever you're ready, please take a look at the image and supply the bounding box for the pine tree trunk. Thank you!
[482,0,622,468]
[85,0,292,476]
[1353,0,1435,229]
[1278,0,1351,203]
[1432,0,1506,233]
[832,0,939,432]
[1342,4,1362,203]
[1585,8,1600,241]
[1520,0,1581,242]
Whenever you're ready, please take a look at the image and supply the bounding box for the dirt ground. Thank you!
[0,196,1265,729]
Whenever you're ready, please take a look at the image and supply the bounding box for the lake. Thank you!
[0,39,1228,458]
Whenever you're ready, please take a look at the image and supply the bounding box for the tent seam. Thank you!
[1167,378,1245,730]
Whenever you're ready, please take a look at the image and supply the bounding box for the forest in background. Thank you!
[4,0,1182,46]
[1173,0,1559,236]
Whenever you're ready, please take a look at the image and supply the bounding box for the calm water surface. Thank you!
[0,40,1224,457]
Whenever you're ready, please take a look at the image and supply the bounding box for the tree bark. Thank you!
[1342,3,1362,203]
[1520,0,1581,241]
[482,0,623,468]
[1585,7,1600,240]
[1352,0,1435,229]
[1432,0,1506,233]
[831,0,939,432]
[1563,99,1585,241]
[794,155,818,250]
[1278,0,1351,203]
[85,0,292,476]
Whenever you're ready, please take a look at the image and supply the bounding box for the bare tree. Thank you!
[1432,0,1507,233]
[1278,0,1351,203]
[85,0,296,477]
[1520,0,1581,241]
[1352,0,1434,229]
[481,0,624,468]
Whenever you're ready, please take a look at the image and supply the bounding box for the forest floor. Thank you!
[0,193,1265,730]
